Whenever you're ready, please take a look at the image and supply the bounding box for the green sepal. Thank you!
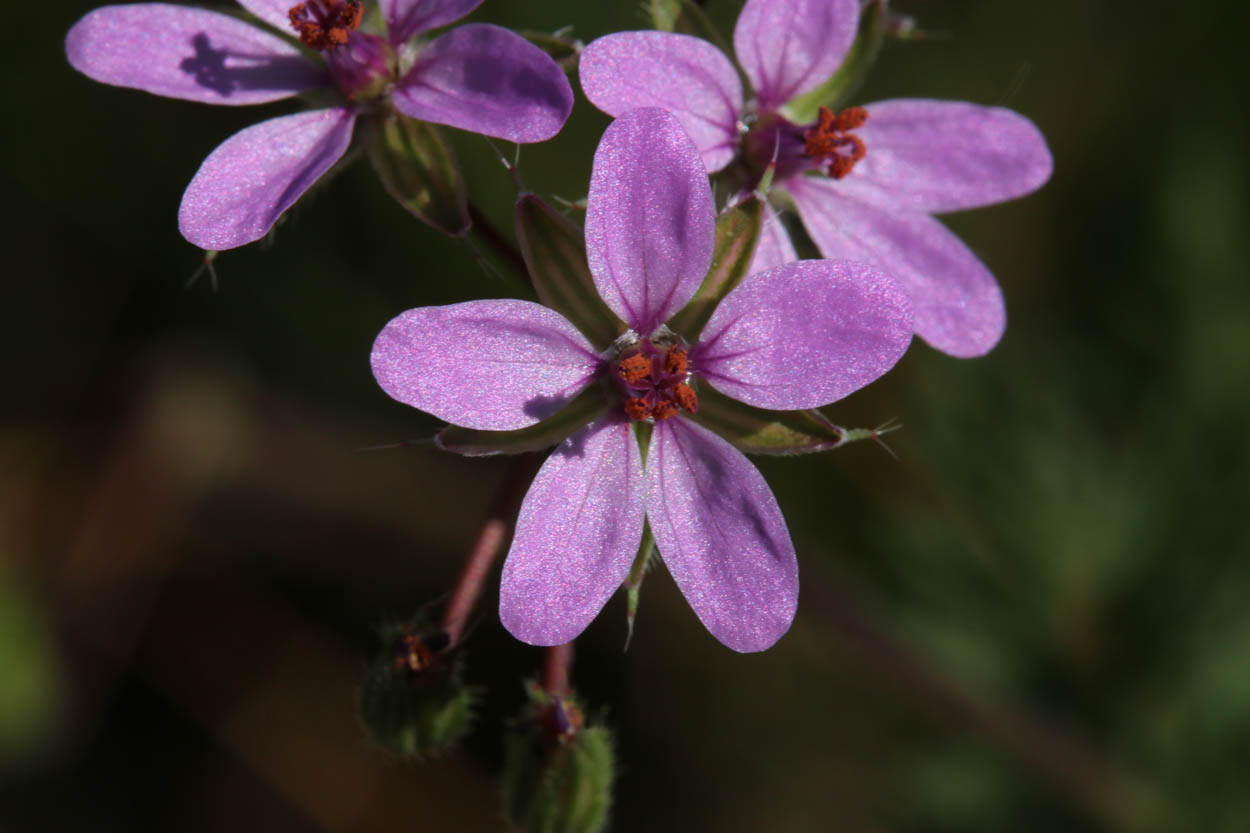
[503,689,615,833]
[781,0,888,124]
[667,195,764,339]
[688,385,847,456]
[519,29,582,74]
[364,109,470,236]
[515,193,625,346]
[632,420,653,466]
[622,522,655,651]
[436,385,610,457]
[647,0,728,54]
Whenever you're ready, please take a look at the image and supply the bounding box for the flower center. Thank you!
[288,0,363,50]
[614,344,699,422]
[803,106,869,179]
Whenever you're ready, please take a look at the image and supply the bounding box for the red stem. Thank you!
[439,455,540,646]
[540,641,574,698]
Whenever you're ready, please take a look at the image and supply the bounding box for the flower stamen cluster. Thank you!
[803,105,869,179]
[616,343,698,422]
[288,0,363,51]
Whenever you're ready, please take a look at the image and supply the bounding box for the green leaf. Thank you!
[515,193,625,346]
[667,195,764,339]
[781,0,888,124]
[364,109,469,236]
[436,385,610,456]
[688,385,846,456]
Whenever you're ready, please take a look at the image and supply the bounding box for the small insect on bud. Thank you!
[502,683,615,833]
[357,617,477,759]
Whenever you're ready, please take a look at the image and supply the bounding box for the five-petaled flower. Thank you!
[579,0,1053,357]
[65,0,574,250]
[370,109,914,652]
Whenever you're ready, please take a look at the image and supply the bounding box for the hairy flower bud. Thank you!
[502,684,615,833]
[356,617,477,759]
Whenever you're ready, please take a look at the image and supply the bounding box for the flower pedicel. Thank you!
[370,108,914,652]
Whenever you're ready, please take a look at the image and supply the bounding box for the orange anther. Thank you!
[618,353,651,386]
[651,400,679,421]
[288,0,362,50]
[804,105,870,180]
[663,345,689,377]
[624,398,652,421]
[672,383,698,414]
[833,106,868,131]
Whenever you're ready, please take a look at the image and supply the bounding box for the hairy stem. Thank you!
[440,455,540,646]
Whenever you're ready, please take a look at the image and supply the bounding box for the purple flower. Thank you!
[65,1,574,250]
[370,109,914,652]
[579,0,1052,357]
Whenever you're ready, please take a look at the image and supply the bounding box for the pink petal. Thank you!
[233,0,295,32]
[733,0,859,112]
[856,99,1053,213]
[786,174,1005,358]
[646,419,797,653]
[695,260,912,409]
[579,31,743,173]
[66,4,324,105]
[392,24,573,143]
[500,420,645,646]
[370,300,599,431]
[748,203,798,274]
[178,107,355,250]
[585,108,716,333]
[382,0,484,45]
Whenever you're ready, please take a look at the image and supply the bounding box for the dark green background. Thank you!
[4,1,1248,830]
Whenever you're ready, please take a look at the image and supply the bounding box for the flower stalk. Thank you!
[440,454,541,646]
[540,641,575,698]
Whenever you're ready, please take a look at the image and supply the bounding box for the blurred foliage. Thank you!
[0,570,63,768]
[3,0,1249,831]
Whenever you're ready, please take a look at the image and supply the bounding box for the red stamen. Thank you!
[624,397,652,421]
[804,105,870,180]
[651,400,679,421]
[663,345,689,377]
[618,353,651,386]
[288,0,363,51]
[615,342,700,422]
[672,383,698,414]
[833,106,868,131]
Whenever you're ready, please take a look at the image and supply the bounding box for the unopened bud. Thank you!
[356,618,477,759]
[502,684,615,833]
[364,109,470,236]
